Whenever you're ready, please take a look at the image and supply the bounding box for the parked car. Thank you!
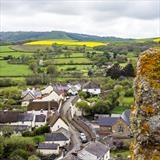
[80,132,87,143]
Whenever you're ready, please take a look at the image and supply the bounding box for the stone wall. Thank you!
[131,48,160,160]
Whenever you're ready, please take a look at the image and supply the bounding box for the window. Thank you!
[118,125,124,132]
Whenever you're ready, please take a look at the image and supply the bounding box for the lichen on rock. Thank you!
[131,48,160,160]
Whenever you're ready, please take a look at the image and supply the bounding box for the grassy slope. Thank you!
[0,46,13,52]
[0,51,33,57]
[0,60,32,76]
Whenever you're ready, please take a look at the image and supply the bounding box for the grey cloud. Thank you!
[1,0,83,16]
[1,0,159,20]
[88,0,160,20]
[0,0,159,38]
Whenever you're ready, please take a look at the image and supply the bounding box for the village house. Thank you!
[67,83,81,95]
[49,112,69,132]
[21,88,41,106]
[0,110,48,132]
[53,84,69,95]
[82,81,101,95]
[95,109,131,137]
[45,132,70,147]
[97,117,130,137]
[37,142,60,155]
[70,96,83,118]
[41,85,65,99]
[41,85,54,95]
[0,111,33,134]
[77,141,110,160]
[67,86,78,95]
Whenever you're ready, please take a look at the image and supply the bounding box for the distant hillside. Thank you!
[0,31,131,42]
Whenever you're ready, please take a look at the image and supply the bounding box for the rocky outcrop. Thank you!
[131,48,160,160]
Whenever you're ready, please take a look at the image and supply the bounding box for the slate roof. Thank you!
[48,111,60,126]
[121,109,130,125]
[52,84,68,93]
[35,91,61,102]
[78,141,109,159]
[98,117,119,126]
[45,133,69,141]
[22,88,41,99]
[0,111,20,123]
[18,113,34,122]
[0,111,34,123]
[56,127,70,139]
[38,143,59,150]
[83,81,100,89]
[0,124,28,132]
[35,114,46,122]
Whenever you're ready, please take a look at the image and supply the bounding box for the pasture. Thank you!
[54,57,92,64]
[0,46,13,52]
[0,51,33,57]
[0,60,32,76]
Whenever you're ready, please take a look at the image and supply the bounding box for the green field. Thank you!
[54,57,91,64]
[0,60,33,76]
[0,51,33,57]
[11,45,51,52]
[0,46,13,52]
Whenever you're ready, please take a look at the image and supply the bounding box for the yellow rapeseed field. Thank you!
[153,38,160,43]
[25,39,106,47]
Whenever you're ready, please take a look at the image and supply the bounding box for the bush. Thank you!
[3,136,35,158]
[22,131,34,137]
[79,91,90,99]
[66,67,77,71]
[9,149,28,160]
[28,155,39,160]
[33,125,50,136]
[0,79,17,87]
[124,88,133,97]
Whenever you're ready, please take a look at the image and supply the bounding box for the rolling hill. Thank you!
[0,31,131,42]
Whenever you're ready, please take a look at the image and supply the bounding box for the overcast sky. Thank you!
[0,0,160,38]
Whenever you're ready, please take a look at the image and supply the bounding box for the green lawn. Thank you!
[0,51,33,57]
[55,57,91,64]
[0,60,33,76]
[122,97,134,104]
[112,97,134,114]
[0,46,13,52]
[112,105,130,114]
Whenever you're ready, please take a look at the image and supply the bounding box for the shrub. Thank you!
[22,131,34,137]
[9,149,28,160]
[33,125,50,136]
[124,88,134,97]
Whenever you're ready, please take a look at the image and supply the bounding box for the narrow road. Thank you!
[59,96,82,157]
